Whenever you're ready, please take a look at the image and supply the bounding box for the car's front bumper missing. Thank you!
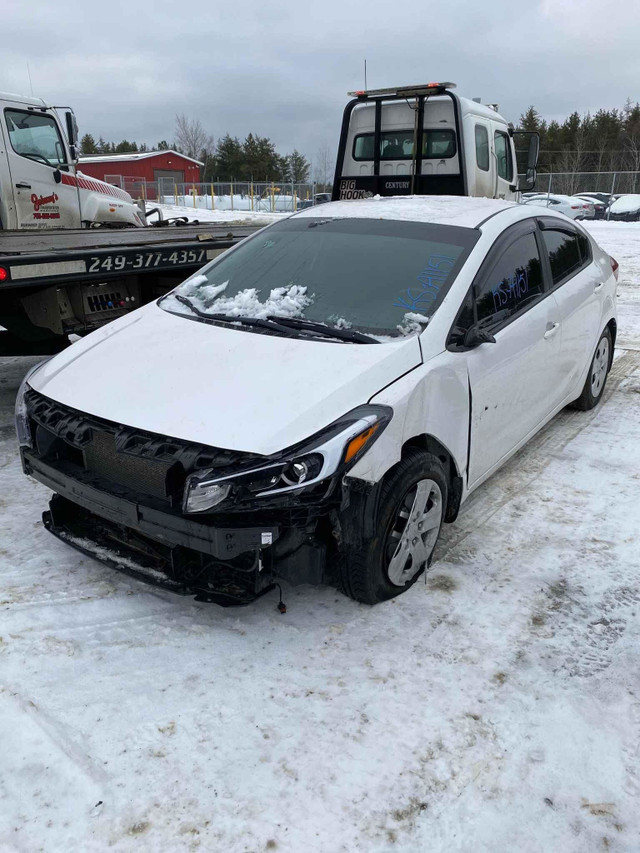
[22,449,331,604]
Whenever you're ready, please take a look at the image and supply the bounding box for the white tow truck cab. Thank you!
[0,91,144,230]
[332,82,539,202]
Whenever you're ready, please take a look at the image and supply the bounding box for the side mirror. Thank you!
[53,168,62,184]
[463,325,496,348]
[65,111,79,147]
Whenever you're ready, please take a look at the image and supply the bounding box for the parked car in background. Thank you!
[574,195,607,219]
[608,194,640,221]
[17,196,618,607]
[522,193,594,220]
[577,192,615,205]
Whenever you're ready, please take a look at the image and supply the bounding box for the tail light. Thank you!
[570,205,580,209]
[610,256,619,280]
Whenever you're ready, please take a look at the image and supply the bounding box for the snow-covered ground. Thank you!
[148,202,287,226]
[1,222,639,852]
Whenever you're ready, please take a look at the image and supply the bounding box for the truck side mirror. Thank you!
[65,111,79,150]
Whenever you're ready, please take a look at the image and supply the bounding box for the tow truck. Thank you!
[1,84,539,355]
[332,82,539,202]
[0,91,261,355]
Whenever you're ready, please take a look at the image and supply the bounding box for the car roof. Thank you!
[292,195,519,230]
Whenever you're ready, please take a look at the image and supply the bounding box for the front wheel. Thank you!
[338,449,448,604]
[572,327,612,411]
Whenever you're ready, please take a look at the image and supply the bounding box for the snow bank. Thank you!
[147,202,286,226]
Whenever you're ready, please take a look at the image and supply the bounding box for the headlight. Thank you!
[15,362,46,448]
[183,404,392,513]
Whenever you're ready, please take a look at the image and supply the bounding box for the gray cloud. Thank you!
[2,0,639,165]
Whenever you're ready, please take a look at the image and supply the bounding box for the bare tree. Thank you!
[314,141,334,189]
[174,114,214,162]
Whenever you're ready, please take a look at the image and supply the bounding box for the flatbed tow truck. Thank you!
[0,91,263,355]
[1,83,538,356]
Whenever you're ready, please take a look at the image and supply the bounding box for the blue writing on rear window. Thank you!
[394,254,456,312]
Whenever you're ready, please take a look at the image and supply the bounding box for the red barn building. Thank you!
[78,150,203,198]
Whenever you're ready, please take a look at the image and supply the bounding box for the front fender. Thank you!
[348,350,470,485]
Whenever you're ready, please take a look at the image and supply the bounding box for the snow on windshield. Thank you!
[164,276,313,320]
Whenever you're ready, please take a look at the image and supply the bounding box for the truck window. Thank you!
[353,130,456,161]
[4,109,66,168]
[494,131,513,181]
[475,125,489,172]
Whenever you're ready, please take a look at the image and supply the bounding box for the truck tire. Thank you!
[339,449,448,604]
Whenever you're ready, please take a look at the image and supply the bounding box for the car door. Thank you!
[448,220,564,488]
[537,219,605,401]
[3,107,81,229]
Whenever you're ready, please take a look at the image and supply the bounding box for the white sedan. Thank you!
[16,196,618,605]
[522,193,595,219]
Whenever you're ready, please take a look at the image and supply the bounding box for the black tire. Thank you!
[338,449,448,604]
[572,327,612,411]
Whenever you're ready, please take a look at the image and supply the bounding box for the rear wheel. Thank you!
[339,449,448,604]
[572,327,612,411]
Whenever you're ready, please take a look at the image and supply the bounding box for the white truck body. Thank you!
[333,82,539,202]
[0,92,144,230]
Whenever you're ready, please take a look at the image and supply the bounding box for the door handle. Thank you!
[543,322,560,340]
[594,282,604,291]
[15,182,32,189]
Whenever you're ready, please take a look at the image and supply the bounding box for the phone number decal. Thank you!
[87,248,208,273]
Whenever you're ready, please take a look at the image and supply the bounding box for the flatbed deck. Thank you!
[0,223,263,256]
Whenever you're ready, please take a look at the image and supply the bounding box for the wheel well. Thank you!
[401,434,463,523]
[606,318,617,364]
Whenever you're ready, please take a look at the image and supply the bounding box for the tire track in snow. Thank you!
[2,686,110,786]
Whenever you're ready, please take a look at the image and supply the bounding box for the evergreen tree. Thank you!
[115,140,138,153]
[80,133,98,155]
[286,150,311,182]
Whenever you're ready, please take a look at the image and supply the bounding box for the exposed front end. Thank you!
[18,388,387,604]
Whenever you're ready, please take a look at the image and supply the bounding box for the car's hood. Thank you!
[29,304,422,456]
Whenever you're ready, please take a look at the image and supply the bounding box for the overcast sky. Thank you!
[2,0,640,167]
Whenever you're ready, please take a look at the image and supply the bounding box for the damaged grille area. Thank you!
[83,430,170,499]
[25,389,265,506]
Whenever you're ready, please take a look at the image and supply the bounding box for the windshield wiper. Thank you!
[171,295,299,337]
[171,295,377,342]
[266,315,380,344]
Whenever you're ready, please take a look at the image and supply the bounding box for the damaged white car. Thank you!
[16,196,618,605]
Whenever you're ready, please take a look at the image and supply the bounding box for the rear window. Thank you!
[353,130,457,161]
[541,229,584,285]
[161,217,480,339]
[542,225,591,284]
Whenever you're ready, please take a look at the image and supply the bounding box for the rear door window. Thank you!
[540,228,584,285]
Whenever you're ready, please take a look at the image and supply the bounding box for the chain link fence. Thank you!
[533,171,640,198]
[113,179,323,213]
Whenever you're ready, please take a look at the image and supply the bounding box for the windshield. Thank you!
[160,217,479,339]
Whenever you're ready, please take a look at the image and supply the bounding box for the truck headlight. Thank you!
[182,405,392,513]
[15,362,46,448]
